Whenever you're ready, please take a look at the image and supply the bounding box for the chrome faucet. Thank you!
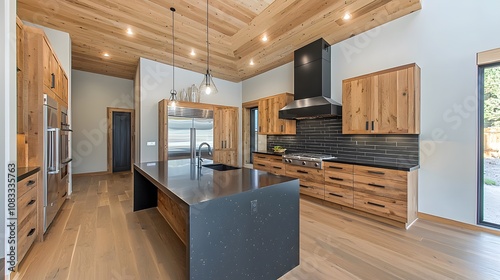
[197,142,212,167]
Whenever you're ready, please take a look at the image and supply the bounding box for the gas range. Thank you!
[282,153,336,169]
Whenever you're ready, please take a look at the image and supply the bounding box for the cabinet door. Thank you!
[43,38,52,89]
[258,98,269,134]
[342,77,372,134]
[213,150,237,166]
[62,73,68,104]
[276,94,296,134]
[213,107,224,149]
[372,68,411,134]
[224,107,237,150]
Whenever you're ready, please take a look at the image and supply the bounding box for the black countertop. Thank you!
[17,166,41,182]
[253,150,418,171]
[134,159,298,205]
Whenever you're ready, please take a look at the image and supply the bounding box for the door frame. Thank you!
[107,107,135,173]
[242,100,259,166]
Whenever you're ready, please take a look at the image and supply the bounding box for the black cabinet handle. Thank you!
[27,180,36,186]
[17,67,21,72]
[297,170,309,174]
[257,164,265,167]
[51,73,56,88]
[328,166,342,170]
[329,193,343,198]
[272,166,282,170]
[281,125,284,132]
[368,170,385,175]
[368,183,385,188]
[329,177,344,181]
[299,184,310,189]
[367,201,385,208]
[27,199,36,206]
[27,228,36,237]
[259,126,261,132]
[371,121,374,130]
[366,121,369,130]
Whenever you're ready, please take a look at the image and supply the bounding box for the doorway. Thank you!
[479,63,500,229]
[107,108,135,173]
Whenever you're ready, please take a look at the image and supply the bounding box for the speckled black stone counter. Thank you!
[17,166,40,181]
[134,159,298,205]
[134,159,300,279]
[253,151,418,171]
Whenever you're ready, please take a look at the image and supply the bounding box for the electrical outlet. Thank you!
[147,141,156,146]
[251,200,258,214]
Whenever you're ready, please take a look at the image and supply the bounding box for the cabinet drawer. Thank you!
[298,180,324,200]
[354,165,407,182]
[325,184,353,207]
[267,163,285,176]
[18,207,37,262]
[324,162,354,173]
[253,159,269,171]
[324,171,353,188]
[354,192,407,222]
[354,175,407,200]
[17,172,38,198]
[18,186,37,224]
[285,165,324,183]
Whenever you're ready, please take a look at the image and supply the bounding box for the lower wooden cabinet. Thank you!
[324,162,354,207]
[213,150,237,167]
[17,171,39,263]
[285,164,325,200]
[253,153,285,176]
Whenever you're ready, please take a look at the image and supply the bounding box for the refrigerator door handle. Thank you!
[48,128,60,174]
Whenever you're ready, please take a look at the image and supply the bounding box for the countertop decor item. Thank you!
[199,0,218,95]
[273,146,286,153]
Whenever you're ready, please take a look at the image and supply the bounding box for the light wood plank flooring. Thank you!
[12,173,500,280]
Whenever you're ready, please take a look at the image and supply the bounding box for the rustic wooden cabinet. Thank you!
[41,34,68,106]
[352,165,418,228]
[342,64,420,134]
[213,105,238,166]
[258,93,296,135]
[252,153,286,176]
[324,162,354,208]
[17,171,39,263]
[285,164,325,200]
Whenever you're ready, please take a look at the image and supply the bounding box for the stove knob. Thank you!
[302,161,306,165]
[315,162,319,167]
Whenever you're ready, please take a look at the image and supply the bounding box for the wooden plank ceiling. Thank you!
[17,0,421,82]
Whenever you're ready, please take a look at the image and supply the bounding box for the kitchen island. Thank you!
[134,159,300,280]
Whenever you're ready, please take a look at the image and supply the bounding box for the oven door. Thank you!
[60,129,71,164]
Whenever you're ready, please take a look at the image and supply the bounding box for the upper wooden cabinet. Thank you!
[258,93,296,135]
[213,105,238,166]
[342,64,421,134]
[41,36,68,105]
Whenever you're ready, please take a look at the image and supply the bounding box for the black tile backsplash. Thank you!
[268,119,419,166]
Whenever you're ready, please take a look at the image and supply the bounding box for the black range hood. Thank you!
[279,38,342,119]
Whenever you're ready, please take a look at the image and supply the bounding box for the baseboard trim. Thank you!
[72,171,110,177]
[418,212,500,236]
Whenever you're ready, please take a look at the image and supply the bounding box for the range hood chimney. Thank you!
[279,38,342,119]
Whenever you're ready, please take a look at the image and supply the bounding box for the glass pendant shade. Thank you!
[199,71,218,95]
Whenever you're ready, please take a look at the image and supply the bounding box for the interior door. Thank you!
[112,111,131,172]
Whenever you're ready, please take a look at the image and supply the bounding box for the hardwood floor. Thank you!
[13,173,500,280]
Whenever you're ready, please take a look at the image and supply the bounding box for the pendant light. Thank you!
[169,7,177,107]
[199,0,218,95]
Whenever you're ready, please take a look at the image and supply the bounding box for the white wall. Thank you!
[242,0,500,225]
[242,62,293,102]
[71,70,134,174]
[1,0,16,264]
[138,57,243,163]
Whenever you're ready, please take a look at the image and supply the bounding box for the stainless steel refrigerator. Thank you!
[167,106,214,162]
[43,94,60,232]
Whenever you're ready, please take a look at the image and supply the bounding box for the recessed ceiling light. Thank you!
[126,27,134,35]
[343,12,352,20]
[103,53,110,57]
[250,60,255,66]
[262,35,268,42]
[190,49,196,56]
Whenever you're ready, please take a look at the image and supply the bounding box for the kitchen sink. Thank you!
[202,163,241,171]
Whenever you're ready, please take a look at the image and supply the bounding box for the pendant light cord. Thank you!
[172,7,175,91]
[206,0,209,75]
